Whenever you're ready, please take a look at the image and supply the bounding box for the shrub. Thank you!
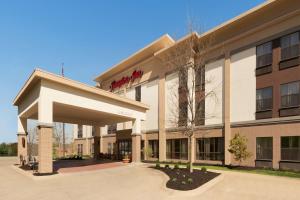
[228,133,252,165]
[181,181,186,185]
[187,178,193,184]
[186,163,191,169]
[174,164,179,169]
[172,178,177,182]
[165,164,170,169]
[155,162,160,168]
[201,167,207,172]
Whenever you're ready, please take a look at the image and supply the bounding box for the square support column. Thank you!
[158,73,166,162]
[273,135,281,169]
[224,53,232,165]
[93,126,102,159]
[132,118,141,162]
[37,124,53,174]
[132,134,141,162]
[17,117,28,165]
[17,133,28,165]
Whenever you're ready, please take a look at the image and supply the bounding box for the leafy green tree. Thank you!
[228,133,252,165]
[0,143,8,156]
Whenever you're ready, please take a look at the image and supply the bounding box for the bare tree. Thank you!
[27,127,37,161]
[159,22,222,173]
[53,122,64,158]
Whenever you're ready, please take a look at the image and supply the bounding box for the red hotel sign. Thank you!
[110,70,143,91]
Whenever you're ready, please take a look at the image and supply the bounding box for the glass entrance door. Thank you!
[117,140,132,160]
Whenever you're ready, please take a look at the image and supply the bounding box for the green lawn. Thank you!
[193,165,300,178]
[156,163,300,179]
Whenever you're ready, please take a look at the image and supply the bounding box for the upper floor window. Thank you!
[195,66,205,126]
[135,85,141,102]
[107,124,117,134]
[91,126,95,137]
[78,125,83,138]
[281,81,300,108]
[256,87,273,111]
[257,42,273,68]
[178,69,188,127]
[281,32,300,60]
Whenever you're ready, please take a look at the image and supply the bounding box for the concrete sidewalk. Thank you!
[1,157,300,200]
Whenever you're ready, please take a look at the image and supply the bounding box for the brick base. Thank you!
[38,126,53,174]
[132,134,141,162]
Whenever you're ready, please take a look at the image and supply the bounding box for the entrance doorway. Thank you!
[117,140,132,160]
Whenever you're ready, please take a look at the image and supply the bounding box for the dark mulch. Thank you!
[152,167,220,191]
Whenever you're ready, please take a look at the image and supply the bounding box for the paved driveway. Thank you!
[1,157,300,200]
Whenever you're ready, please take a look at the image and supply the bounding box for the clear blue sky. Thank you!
[0,0,265,143]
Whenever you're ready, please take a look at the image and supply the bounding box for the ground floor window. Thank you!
[118,140,131,159]
[196,137,224,161]
[108,142,114,154]
[166,139,188,160]
[77,144,83,156]
[256,137,273,160]
[91,144,94,155]
[148,140,159,158]
[281,136,300,161]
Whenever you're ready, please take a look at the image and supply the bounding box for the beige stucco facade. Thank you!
[15,0,300,173]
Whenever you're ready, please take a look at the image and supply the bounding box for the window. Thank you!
[107,124,117,134]
[77,144,83,156]
[196,137,224,161]
[281,136,300,161]
[148,140,159,158]
[92,126,95,137]
[257,42,273,68]
[107,143,113,154]
[22,137,26,148]
[166,139,188,160]
[256,137,273,160]
[281,81,300,108]
[195,66,205,126]
[118,140,131,159]
[135,85,141,102]
[91,144,94,155]
[281,32,300,60]
[178,69,188,127]
[256,87,273,111]
[78,125,83,138]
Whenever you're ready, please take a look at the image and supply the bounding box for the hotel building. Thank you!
[15,0,300,174]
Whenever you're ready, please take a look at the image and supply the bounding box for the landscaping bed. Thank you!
[152,166,220,191]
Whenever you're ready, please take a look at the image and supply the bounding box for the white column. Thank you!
[37,95,54,174]
[17,117,28,164]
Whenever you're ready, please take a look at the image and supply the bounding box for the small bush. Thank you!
[181,181,186,185]
[174,164,179,169]
[201,167,207,172]
[187,178,193,184]
[165,164,170,169]
[186,163,191,169]
[155,163,160,168]
[172,178,177,182]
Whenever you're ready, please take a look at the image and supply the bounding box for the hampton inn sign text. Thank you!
[110,70,143,91]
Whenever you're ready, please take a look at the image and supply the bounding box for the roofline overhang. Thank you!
[13,69,150,111]
[93,0,279,82]
[93,34,175,82]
